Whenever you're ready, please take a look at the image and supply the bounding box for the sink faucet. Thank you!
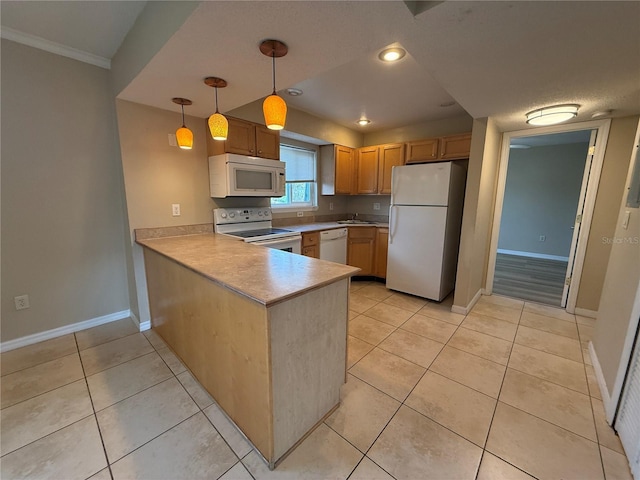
[350,212,358,221]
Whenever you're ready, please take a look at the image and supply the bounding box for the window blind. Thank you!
[281,145,316,182]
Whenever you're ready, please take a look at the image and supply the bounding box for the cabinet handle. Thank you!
[258,150,262,154]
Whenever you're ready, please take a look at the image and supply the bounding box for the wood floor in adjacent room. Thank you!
[493,253,568,307]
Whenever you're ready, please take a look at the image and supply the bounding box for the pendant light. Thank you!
[172,98,193,150]
[260,39,288,130]
[204,77,228,141]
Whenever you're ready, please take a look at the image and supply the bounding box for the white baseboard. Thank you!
[589,341,616,423]
[497,249,570,262]
[0,310,132,353]
[574,308,598,319]
[451,289,482,315]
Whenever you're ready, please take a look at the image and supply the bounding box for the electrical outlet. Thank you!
[329,202,334,211]
[297,211,304,217]
[373,202,381,211]
[539,235,546,242]
[14,294,30,310]
[172,204,181,216]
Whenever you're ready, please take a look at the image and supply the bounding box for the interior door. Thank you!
[562,130,597,307]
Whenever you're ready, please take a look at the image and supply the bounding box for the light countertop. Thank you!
[137,233,360,306]
[284,222,389,233]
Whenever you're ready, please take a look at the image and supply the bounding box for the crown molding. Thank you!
[1,26,111,69]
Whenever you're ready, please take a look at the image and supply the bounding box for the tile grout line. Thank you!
[474,303,526,480]
[147,332,257,480]
[73,331,115,480]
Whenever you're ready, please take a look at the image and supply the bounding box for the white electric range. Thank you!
[213,207,302,254]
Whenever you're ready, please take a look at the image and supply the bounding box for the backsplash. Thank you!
[273,213,389,227]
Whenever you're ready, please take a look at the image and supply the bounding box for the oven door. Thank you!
[251,236,301,254]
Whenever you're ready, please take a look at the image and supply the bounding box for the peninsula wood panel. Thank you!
[269,279,348,460]
[143,249,273,458]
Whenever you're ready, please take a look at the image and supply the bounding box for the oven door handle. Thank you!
[253,236,300,247]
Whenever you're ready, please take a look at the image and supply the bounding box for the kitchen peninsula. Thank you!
[136,231,359,468]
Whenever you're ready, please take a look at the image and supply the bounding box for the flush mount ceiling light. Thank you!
[204,77,228,141]
[172,98,193,150]
[525,104,579,126]
[357,118,371,126]
[260,39,288,130]
[378,47,406,62]
[286,88,303,96]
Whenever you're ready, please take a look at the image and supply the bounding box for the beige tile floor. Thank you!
[0,281,634,480]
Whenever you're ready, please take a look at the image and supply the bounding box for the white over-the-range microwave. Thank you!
[208,153,285,198]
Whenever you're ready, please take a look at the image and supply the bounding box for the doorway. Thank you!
[487,120,611,313]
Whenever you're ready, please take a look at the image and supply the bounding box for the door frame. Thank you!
[485,119,611,313]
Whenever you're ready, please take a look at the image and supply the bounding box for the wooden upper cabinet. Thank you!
[356,146,380,194]
[320,144,354,195]
[208,117,280,160]
[440,133,472,160]
[405,133,472,163]
[255,125,280,159]
[405,138,439,164]
[378,143,405,194]
[335,146,355,194]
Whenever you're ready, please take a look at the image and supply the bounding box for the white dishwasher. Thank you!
[319,228,348,264]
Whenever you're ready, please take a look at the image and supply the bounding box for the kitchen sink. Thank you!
[336,220,375,224]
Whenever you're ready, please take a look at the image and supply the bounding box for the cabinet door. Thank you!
[356,146,379,194]
[378,144,405,194]
[347,227,376,275]
[374,228,389,278]
[335,146,354,195]
[226,118,257,155]
[255,125,280,160]
[405,138,439,164]
[440,133,472,160]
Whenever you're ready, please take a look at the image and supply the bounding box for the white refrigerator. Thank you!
[386,162,466,301]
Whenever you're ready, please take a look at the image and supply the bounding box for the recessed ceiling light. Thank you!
[287,88,303,96]
[357,118,371,126]
[378,47,406,62]
[525,104,579,126]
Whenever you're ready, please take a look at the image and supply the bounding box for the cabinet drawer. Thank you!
[348,227,376,239]
[302,232,319,247]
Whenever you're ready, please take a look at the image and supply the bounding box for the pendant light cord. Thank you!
[214,87,220,114]
[181,104,186,127]
[272,51,277,95]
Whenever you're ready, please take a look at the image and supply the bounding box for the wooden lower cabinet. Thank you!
[301,232,319,258]
[347,227,376,276]
[375,228,389,279]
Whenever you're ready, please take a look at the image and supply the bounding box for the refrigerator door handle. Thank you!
[389,205,396,244]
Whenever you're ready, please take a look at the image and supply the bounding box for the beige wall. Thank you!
[363,114,473,146]
[110,1,199,96]
[1,40,130,342]
[454,118,502,310]
[577,116,639,311]
[593,118,640,396]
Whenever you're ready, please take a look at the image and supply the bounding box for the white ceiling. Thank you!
[2,1,639,136]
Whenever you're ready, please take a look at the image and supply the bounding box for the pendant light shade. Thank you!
[263,94,287,130]
[208,113,228,141]
[260,39,288,130]
[204,77,228,141]
[172,98,193,150]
